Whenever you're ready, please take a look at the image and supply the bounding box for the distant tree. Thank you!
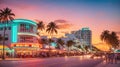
[101,30,110,43]
[57,38,65,49]
[37,21,45,31]
[37,21,45,36]
[84,46,89,51]
[77,45,82,49]
[109,32,119,48]
[66,40,75,51]
[0,7,15,60]
[101,30,119,50]
[40,38,48,45]
[48,38,54,43]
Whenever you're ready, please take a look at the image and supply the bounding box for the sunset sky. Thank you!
[0,0,120,45]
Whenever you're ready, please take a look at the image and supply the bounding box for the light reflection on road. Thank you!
[0,55,103,67]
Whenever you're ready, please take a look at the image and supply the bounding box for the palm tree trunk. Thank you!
[2,27,6,60]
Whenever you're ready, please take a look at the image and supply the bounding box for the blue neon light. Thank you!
[13,19,37,26]
[11,25,17,43]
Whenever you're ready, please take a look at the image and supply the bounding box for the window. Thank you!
[19,24,35,33]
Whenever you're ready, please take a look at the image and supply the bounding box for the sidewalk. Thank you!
[96,60,120,67]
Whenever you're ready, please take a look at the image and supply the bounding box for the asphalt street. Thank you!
[0,55,103,67]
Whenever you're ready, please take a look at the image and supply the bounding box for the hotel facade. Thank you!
[0,19,41,57]
[74,28,92,46]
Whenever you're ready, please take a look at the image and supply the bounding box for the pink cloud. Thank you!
[53,19,73,30]
[54,19,67,23]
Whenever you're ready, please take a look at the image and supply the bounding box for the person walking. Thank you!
[114,53,118,64]
[104,52,109,63]
[108,52,114,64]
[111,53,115,64]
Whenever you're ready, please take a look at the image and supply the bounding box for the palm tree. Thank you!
[109,32,119,48]
[57,38,65,49]
[46,22,58,38]
[48,38,54,44]
[66,40,75,51]
[77,45,82,50]
[101,30,119,51]
[66,40,75,56]
[46,22,58,53]
[41,38,48,45]
[84,46,89,52]
[37,21,45,36]
[101,30,110,43]
[101,30,110,48]
[48,38,54,49]
[40,38,48,48]
[0,7,15,60]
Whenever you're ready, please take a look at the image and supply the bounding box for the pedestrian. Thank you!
[107,53,109,63]
[104,52,108,63]
[108,53,112,63]
[114,53,118,64]
[108,53,114,64]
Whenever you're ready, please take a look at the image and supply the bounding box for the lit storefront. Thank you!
[11,43,41,57]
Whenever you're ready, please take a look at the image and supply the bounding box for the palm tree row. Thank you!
[37,20,59,53]
[37,21,58,38]
[101,30,119,51]
[37,21,76,51]
[40,37,75,50]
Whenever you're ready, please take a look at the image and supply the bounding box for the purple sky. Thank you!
[0,0,120,44]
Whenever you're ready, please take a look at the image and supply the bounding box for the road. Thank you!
[0,55,103,67]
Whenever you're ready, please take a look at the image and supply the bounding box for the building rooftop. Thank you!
[82,27,90,31]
